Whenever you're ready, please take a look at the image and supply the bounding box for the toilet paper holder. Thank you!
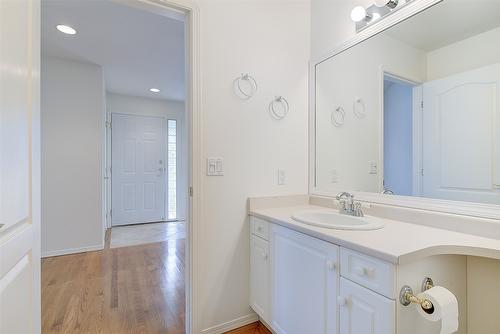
[400,277,435,310]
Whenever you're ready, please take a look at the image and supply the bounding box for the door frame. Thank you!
[380,71,422,196]
[105,1,202,333]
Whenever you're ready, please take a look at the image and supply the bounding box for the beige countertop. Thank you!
[249,204,500,264]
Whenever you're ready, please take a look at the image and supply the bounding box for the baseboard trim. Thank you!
[42,244,104,258]
[201,313,259,334]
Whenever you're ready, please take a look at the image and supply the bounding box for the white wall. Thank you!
[195,0,310,331]
[426,26,500,81]
[105,93,187,220]
[41,56,105,256]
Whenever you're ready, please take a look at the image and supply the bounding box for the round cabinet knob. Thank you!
[327,261,337,271]
[262,252,268,260]
[337,296,348,306]
[354,266,374,277]
[257,226,262,232]
[354,266,366,276]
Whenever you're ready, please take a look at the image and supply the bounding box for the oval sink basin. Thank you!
[291,210,384,230]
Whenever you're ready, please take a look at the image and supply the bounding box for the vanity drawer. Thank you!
[250,216,270,241]
[340,248,396,299]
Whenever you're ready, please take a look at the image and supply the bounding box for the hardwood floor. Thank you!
[42,225,269,334]
[225,322,272,334]
[42,229,185,333]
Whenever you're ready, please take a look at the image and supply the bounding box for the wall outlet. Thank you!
[369,160,378,175]
[207,158,223,176]
[278,169,286,185]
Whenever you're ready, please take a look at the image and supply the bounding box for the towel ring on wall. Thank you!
[353,97,366,118]
[234,73,258,99]
[331,106,345,127]
[269,96,289,120]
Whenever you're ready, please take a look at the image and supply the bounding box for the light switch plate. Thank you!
[369,160,378,174]
[331,169,338,183]
[207,158,223,176]
[278,169,286,185]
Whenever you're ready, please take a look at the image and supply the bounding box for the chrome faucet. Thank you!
[336,192,364,217]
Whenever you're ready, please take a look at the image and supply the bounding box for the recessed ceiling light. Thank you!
[150,88,160,93]
[56,24,77,35]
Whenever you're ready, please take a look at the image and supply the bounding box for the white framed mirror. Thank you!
[311,0,500,219]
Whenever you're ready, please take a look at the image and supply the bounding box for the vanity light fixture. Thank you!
[149,88,160,93]
[353,0,410,32]
[374,0,399,9]
[56,24,77,35]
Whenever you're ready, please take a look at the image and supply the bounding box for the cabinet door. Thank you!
[339,278,395,334]
[250,235,270,323]
[271,225,339,334]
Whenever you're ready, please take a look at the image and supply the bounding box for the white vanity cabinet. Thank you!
[339,278,395,334]
[249,216,396,334]
[271,224,339,334]
[250,217,271,324]
[338,248,396,334]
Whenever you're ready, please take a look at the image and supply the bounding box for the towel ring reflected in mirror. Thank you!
[234,73,258,99]
[269,96,289,120]
[331,106,345,127]
[353,97,367,118]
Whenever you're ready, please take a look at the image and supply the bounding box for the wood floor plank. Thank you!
[42,232,185,334]
[224,321,272,334]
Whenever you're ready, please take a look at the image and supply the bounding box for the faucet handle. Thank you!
[353,201,364,217]
[336,192,352,200]
[338,198,347,209]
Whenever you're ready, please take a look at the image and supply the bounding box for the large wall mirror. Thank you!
[314,0,500,208]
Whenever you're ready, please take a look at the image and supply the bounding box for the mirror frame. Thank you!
[309,0,500,220]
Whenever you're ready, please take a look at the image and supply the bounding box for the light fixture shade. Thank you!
[374,0,399,9]
[351,6,367,23]
[150,88,160,93]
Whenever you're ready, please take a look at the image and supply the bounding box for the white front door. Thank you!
[422,63,500,204]
[111,114,166,226]
[0,0,41,332]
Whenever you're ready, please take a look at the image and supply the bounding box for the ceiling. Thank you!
[385,0,500,52]
[42,0,185,101]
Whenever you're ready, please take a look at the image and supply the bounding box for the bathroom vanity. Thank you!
[247,0,500,332]
[248,195,500,334]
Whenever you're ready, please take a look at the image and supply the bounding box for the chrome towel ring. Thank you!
[234,73,258,99]
[331,106,345,127]
[269,96,289,120]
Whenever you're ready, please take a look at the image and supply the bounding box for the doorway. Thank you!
[40,0,193,333]
[382,73,420,196]
[109,113,185,227]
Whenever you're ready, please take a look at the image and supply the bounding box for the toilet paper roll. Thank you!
[417,286,459,334]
